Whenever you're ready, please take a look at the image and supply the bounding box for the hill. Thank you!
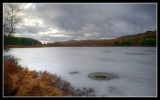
[4,36,42,47]
[46,31,156,47]
[113,31,156,46]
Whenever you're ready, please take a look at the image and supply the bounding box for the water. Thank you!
[10,47,157,96]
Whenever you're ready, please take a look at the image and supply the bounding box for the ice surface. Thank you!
[10,47,157,96]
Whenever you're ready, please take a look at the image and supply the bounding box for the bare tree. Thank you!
[3,3,23,37]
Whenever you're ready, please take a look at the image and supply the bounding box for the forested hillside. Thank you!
[113,31,156,46]
[4,36,42,46]
[46,31,156,47]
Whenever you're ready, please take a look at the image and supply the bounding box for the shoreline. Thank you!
[5,45,156,48]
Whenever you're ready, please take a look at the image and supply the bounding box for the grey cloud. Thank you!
[17,25,46,34]
[36,35,73,42]
[15,3,156,42]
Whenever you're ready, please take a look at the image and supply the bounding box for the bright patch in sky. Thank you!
[23,19,43,26]
[24,3,33,9]
[24,3,32,9]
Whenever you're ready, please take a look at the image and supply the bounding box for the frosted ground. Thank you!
[11,47,157,96]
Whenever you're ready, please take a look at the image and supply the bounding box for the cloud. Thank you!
[8,3,156,42]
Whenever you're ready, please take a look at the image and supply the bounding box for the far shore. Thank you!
[5,45,44,48]
[5,45,156,48]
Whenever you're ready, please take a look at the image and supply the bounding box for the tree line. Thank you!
[4,36,42,46]
[46,31,156,47]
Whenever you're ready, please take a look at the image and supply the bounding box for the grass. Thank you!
[94,73,114,79]
[95,75,106,78]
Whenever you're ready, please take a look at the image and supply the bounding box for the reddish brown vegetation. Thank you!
[4,59,70,96]
[4,56,95,96]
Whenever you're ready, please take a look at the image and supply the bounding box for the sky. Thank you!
[3,3,157,43]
